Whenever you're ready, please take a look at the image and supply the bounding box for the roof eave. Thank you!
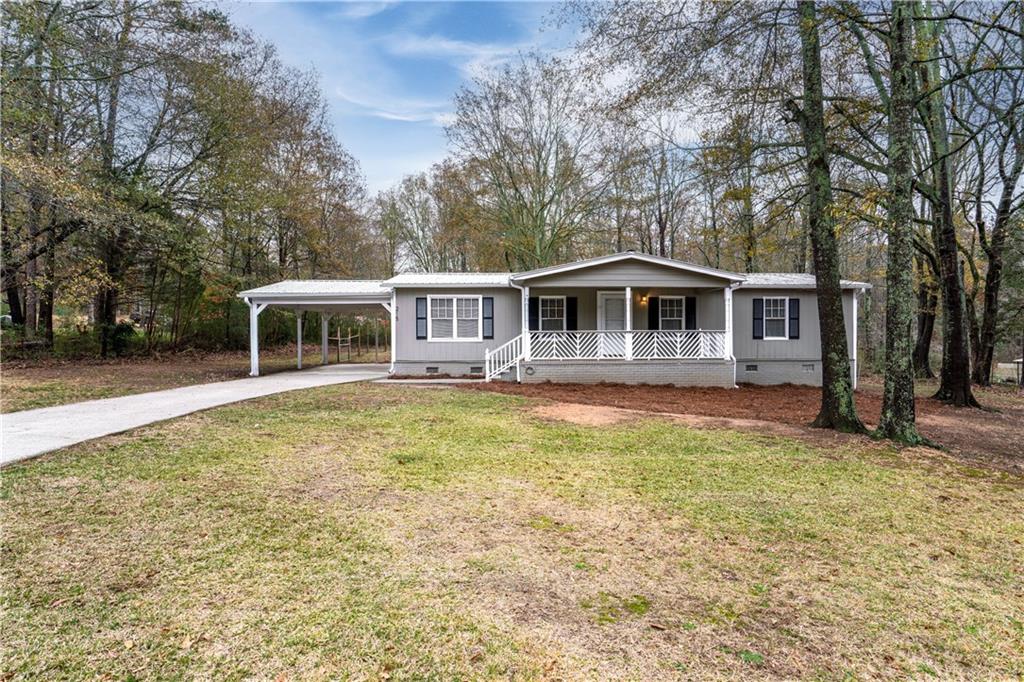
[511,252,745,283]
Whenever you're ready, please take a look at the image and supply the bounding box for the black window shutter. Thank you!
[753,298,764,339]
[566,297,578,331]
[528,297,539,331]
[647,296,660,330]
[415,297,427,339]
[482,297,494,339]
[685,296,697,330]
[788,298,800,339]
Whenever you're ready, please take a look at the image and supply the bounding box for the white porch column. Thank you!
[388,290,396,373]
[296,312,303,369]
[625,286,633,360]
[522,285,532,361]
[724,286,734,360]
[852,291,859,390]
[247,299,267,377]
[321,312,329,365]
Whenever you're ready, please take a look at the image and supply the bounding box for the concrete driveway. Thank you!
[1,363,388,466]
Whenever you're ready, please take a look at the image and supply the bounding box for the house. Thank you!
[239,251,870,388]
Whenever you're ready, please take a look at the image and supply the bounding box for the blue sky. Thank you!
[230,1,576,194]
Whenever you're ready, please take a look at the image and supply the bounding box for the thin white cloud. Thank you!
[333,86,452,126]
[385,32,525,78]
[330,1,399,20]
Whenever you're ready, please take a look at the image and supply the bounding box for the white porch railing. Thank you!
[485,330,729,382]
[528,330,727,361]
[484,333,523,380]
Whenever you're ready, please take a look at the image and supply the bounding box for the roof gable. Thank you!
[512,252,744,283]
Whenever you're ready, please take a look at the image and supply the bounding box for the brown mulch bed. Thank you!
[462,380,1024,473]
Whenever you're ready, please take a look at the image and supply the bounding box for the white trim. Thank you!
[426,294,483,342]
[624,286,633,360]
[296,313,303,369]
[538,295,567,331]
[596,290,628,330]
[246,298,267,377]
[321,312,329,365]
[724,286,734,362]
[852,291,859,390]
[521,284,531,361]
[238,297,391,307]
[513,251,745,283]
[763,296,789,340]
[389,289,397,373]
[659,295,686,330]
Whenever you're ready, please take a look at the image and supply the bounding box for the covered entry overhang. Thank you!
[237,280,392,376]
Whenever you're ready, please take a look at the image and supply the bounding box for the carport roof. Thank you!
[238,280,390,304]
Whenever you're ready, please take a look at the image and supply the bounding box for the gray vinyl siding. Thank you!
[524,260,735,288]
[393,287,520,364]
[529,287,598,329]
[528,286,728,330]
[733,289,855,361]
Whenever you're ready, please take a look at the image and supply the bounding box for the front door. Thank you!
[597,292,626,357]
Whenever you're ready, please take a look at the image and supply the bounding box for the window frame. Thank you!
[659,296,685,331]
[426,295,483,342]
[763,296,789,340]
[539,295,567,332]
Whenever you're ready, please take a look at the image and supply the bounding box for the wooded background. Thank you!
[3,1,1022,400]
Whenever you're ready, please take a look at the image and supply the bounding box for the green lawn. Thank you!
[2,385,1021,680]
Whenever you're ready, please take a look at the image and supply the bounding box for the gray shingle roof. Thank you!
[740,273,871,289]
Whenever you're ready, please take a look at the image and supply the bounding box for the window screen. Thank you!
[429,297,480,340]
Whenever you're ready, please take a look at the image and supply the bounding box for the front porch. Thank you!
[486,276,738,383]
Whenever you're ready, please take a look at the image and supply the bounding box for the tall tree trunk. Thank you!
[96,6,133,357]
[973,152,1022,385]
[39,218,56,348]
[878,0,922,444]
[790,0,864,433]
[1,171,26,326]
[741,163,755,272]
[918,7,979,407]
[913,256,938,378]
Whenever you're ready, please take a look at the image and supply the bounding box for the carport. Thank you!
[238,280,393,376]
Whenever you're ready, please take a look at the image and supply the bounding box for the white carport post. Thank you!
[321,312,329,366]
[296,312,304,369]
[247,298,268,377]
[386,290,396,373]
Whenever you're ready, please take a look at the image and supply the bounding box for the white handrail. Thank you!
[484,333,524,381]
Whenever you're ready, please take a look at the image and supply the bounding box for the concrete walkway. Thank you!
[1,364,388,466]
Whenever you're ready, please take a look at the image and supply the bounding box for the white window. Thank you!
[660,297,684,330]
[764,297,788,339]
[540,296,566,331]
[428,296,481,341]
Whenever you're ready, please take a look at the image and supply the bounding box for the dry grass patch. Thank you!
[2,384,1022,680]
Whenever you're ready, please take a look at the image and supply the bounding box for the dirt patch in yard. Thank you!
[467,381,1024,473]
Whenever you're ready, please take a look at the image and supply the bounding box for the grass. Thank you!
[1,384,1022,680]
